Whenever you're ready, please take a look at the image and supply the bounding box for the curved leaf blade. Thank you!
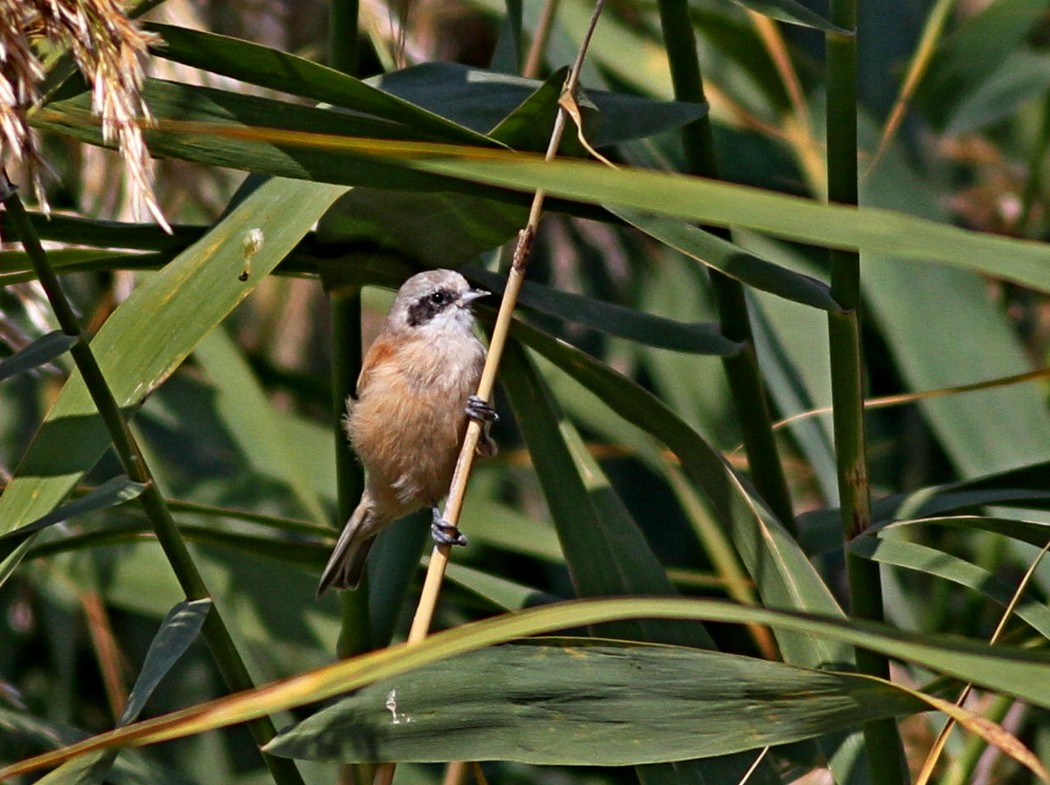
[880,515,1050,549]
[144,23,493,145]
[120,599,212,725]
[372,63,706,148]
[400,152,1050,294]
[0,476,146,562]
[727,0,848,33]
[38,122,1050,295]
[6,596,1050,780]
[0,331,77,382]
[472,268,739,354]
[851,534,1050,639]
[612,208,839,311]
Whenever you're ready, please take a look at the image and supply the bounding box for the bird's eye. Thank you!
[429,290,451,305]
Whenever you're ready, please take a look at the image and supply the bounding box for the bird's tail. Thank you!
[317,500,377,596]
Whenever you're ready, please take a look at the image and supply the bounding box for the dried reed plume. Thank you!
[0,0,166,228]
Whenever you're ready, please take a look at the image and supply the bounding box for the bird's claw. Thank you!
[465,394,498,457]
[431,510,469,547]
[465,394,498,424]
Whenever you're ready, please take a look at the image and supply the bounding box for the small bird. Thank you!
[317,269,497,595]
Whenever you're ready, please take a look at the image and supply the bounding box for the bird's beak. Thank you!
[461,287,489,305]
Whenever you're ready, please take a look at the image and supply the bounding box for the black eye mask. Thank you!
[407,288,455,327]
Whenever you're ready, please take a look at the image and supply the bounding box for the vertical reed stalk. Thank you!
[330,291,372,658]
[825,3,907,781]
[327,0,372,675]
[656,0,796,531]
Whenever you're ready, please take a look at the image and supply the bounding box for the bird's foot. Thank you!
[465,394,498,424]
[431,509,469,547]
[466,394,498,457]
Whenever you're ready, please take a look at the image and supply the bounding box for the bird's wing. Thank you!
[355,334,399,399]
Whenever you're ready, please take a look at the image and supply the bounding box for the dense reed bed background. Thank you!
[2,1,1050,784]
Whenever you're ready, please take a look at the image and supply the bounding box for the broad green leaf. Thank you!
[612,208,839,311]
[0,331,77,382]
[268,640,1042,778]
[7,596,1050,779]
[0,178,347,580]
[0,476,147,562]
[395,154,1050,293]
[267,641,923,765]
